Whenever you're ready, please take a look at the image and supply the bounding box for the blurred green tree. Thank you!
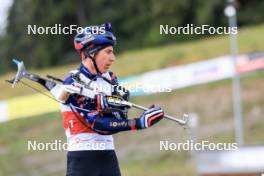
[0,0,263,74]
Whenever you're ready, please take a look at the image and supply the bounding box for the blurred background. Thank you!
[0,0,264,175]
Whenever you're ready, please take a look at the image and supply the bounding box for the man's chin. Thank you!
[100,68,108,73]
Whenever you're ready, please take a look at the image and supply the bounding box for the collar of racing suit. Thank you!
[79,63,97,80]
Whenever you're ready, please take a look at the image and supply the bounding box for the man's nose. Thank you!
[110,54,116,62]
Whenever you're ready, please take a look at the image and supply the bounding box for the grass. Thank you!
[0,68,263,175]
[0,112,65,176]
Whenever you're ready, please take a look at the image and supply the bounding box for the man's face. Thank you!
[95,46,116,73]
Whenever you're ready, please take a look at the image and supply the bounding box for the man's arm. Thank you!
[86,106,164,135]
[62,72,164,135]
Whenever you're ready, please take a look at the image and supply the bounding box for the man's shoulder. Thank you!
[63,69,79,85]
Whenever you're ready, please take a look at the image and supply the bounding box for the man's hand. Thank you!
[95,94,108,110]
[135,106,164,129]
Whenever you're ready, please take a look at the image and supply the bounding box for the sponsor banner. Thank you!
[120,56,235,96]
[236,52,264,73]
[0,101,8,122]
[120,53,264,96]
[196,146,264,174]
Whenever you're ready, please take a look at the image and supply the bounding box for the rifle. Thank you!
[6,59,188,126]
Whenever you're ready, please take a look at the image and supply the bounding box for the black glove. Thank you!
[94,94,130,111]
